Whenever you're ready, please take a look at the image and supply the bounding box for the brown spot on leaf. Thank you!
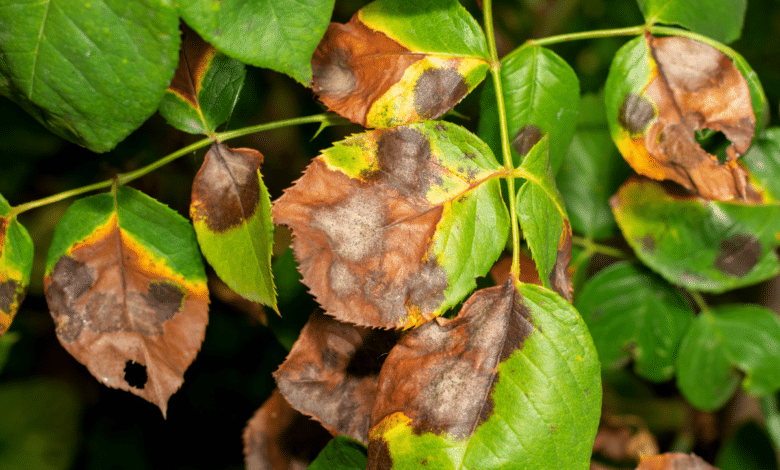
[0,280,19,314]
[168,25,214,107]
[619,93,656,134]
[413,67,468,120]
[191,142,263,232]
[715,234,761,277]
[0,216,7,257]
[511,124,544,157]
[639,234,656,252]
[274,311,398,443]
[549,220,573,302]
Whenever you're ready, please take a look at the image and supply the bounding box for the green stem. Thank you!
[760,394,780,456]
[526,25,645,47]
[483,0,521,278]
[12,113,333,216]
[688,291,711,314]
[572,235,629,259]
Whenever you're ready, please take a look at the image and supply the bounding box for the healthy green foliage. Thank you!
[637,0,747,44]
[307,436,368,470]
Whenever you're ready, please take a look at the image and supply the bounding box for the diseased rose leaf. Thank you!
[637,0,746,44]
[273,310,398,443]
[605,33,757,201]
[611,177,780,293]
[637,452,719,470]
[159,27,246,135]
[43,186,209,416]
[576,262,694,382]
[243,388,332,470]
[273,121,509,329]
[676,304,780,411]
[367,280,600,470]
[515,136,572,300]
[0,193,33,339]
[312,0,490,128]
[191,143,275,309]
[478,45,579,173]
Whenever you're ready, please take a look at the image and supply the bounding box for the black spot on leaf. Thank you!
[512,124,544,157]
[619,93,656,135]
[715,234,762,277]
[124,360,148,389]
[413,67,467,120]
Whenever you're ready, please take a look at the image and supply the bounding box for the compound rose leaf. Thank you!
[312,0,490,128]
[637,0,746,44]
[676,304,780,411]
[637,453,719,470]
[43,186,209,416]
[177,0,334,85]
[605,33,758,201]
[273,121,509,329]
[159,27,246,135]
[516,136,573,300]
[611,177,780,293]
[191,142,275,309]
[576,262,694,382]
[273,310,398,443]
[367,280,601,470]
[243,388,332,470]
[479,45,579,174]
[0,193,33,339]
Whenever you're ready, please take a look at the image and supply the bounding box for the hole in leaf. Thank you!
[695,129,731,164]
[124,360,148,389]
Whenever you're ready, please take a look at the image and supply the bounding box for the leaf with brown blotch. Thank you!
[312,0,490,128]
[43,186,209,416]
[243,388,332,470]
[0,193,33,338]
[273,310,398,444]
[367,279,601,469]
[605,33,757,201]
[272,121,509,329]
[191,142,275,309]
[637,453,719,470]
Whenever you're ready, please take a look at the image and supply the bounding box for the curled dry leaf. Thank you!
[43,186,209,416]
[636,453,718,470]
[312,0,489,128]
[273,121,508,329]
[243,388,332,470]
[606,33,756,201]
[273,310,398,443]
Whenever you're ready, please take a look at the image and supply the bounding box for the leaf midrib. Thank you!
[28,0,51,98]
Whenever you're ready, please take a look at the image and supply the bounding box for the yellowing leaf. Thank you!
[43,186,209,416]
[0,193,33,338]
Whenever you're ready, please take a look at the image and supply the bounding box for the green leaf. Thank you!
[479,45,579,173]
[44,185,209,416]
[716,421,779,470]
[0,332,20,375]
[0,194,34,338]
[0,0,179,152]
[159,28,246,135]
[312,0,489,128]
[309,436,367,470]
[516,136,572,300]
[368,281,601,470]
[556,94,631,239]
[741,128,780,201]
[637,0,747,44]
[191,143,275,309]
[576,262,694,382]
[676,304,780,411]
[0,378,82,470]
[273,121,509,329]
[176,0,334,85]
[611,178,780,292]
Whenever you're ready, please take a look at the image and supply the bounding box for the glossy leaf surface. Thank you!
[312,0,489,128]
[0,194,33,338]
[676,304,780,411]
[177,0,334,85]
[611,178,780,292]
[516,136,572,300]
[741,127,780,201]
[605,34,756,201]
[0,0,179,152]
[191,143,275,309]
[556,94,631,239]
[308,436,368,470]
[273,122,509,329]
[576,262,694,382]
[368,280,601,470]
[274,311,397,443]
[159,28,246,135]
[479,45,579,173]
[637,0,746,44]
[44,186,209,416]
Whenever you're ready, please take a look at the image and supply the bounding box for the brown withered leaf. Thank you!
[243,388,332,470]
[636,453,719,470]
[610,33,756,201]
[274,310,398,443]
[168,24,212,109]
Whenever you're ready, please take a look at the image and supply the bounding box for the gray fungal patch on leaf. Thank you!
[511,124,544,157]
[145,281,185,322]
[312,47,357,97]
[413,66,467,120]
[312,192,387,264]
[0,280,19,313]
[715,233,762,277]
[377,126,434,200]
[46,256,96,343]
[85,292,126,334]
[619,93,656,135]
[328,260,359,297]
